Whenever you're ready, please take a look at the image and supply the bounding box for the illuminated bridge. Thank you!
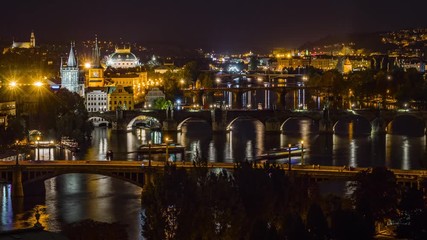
[1,160,426,198]
[89,108,427,135]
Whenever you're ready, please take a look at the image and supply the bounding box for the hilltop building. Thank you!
[11,31,36,49]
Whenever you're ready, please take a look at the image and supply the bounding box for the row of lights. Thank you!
[7,81,45,87]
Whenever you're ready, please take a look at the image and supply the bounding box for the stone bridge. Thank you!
[2,161,427,198]
[88,109,427,135]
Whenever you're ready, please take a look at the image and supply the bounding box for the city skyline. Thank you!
[2,0,427,52]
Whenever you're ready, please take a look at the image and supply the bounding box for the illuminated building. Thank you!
[61,43,83,95]
[0,101,16,128]
[104,68,148,104]
[107,85,134,111]
[106,47,140,69]
[337,57,353,74]
[86,89,108,112]
[87,38,105,87]
[11,31,36,49]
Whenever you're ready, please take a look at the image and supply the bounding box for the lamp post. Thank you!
[36,136,40,161]
[165,137,170,163]
[148,140,152,167]
[300,140,304,165]
[288,143,292,172]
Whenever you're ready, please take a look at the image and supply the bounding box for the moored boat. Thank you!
[58,137,80,152]
[256,145,307,162]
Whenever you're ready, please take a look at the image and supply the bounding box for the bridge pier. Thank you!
[111,121,127,131]
[162,119,178,132]
[319,106,333,134]
[371,117,387,135]
[318,119,333,134]
[265,118,281,132]
[276,90,287,110]
[12,166,24,198]
[232,91,243,109]
[211,109,227,132]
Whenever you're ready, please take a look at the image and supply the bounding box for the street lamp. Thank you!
[288,143,292,172]
[36,136,40,161]
[165,137,172,162]
[300,140,304,165]
[148,140,152,167]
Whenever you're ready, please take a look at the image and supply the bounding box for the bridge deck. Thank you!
[1,161,426,182]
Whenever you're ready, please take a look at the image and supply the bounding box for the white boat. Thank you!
[256,146,307,161]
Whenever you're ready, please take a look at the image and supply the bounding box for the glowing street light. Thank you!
[34,81,43,87]
[9,81,17,88]
[84,62,91,69]
[300,140,304,165]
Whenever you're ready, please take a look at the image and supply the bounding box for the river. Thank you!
[1,119,426,239]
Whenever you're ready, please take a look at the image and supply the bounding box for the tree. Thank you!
[306,203,329,240]
[0,116,26,147]
[153,97,172,110]
[352,167,399,233]
[396,187,427,239]
[330,209,374,240]
[182,61,200,84]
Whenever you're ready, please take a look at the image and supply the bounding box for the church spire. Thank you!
[92,36,101,67]
[30,31,35,47]
[67,42,77,67]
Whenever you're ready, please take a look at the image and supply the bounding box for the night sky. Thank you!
[1,0,427,52]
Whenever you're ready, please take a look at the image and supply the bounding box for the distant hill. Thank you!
[299,29,427,54]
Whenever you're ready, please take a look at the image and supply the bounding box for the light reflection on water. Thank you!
[4,118,426,239]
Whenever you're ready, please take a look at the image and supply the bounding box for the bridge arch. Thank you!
[333,115,371,135]
[226,116,264,131]
[24,171,144,188]
[126,115,161,131]
[387,114,425,136]
[177,117,210,131]
[88,116,110,127]
[280,116,317,133]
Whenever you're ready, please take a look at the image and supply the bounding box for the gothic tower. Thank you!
[88,37,105,87]
[30,31,35,48]
[61,42,80,93]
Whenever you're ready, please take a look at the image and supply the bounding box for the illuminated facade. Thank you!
[61,43,82,95]
[86,90,108,112]
[105,70,147,103]
[106,47,140,69]
[107,85,134,111]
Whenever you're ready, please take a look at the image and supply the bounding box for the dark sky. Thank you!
[1,0,427,52]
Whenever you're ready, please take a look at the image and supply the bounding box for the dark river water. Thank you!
[1,119,427,239]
